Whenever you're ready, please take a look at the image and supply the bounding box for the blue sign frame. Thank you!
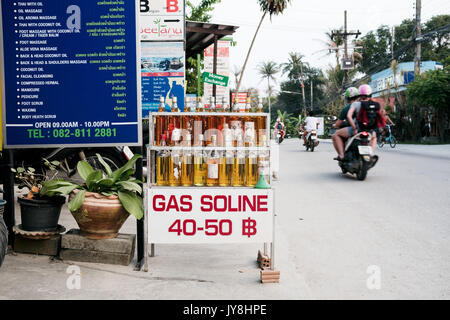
[0,0,142,148]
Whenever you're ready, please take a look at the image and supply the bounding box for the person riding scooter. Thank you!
[274,118,286,141]
[332,84,385,161]
[302,111,320,146]
[332,87,359,154]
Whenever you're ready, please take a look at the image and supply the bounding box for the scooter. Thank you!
[338,131,379,181]
[305,130,319,152]
[275,130,285,144]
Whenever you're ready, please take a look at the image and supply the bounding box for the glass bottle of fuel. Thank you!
[193,134,207,186]
[230,98,243,147]
[255,98,266,146]
[168,96,180,146]
[156,133,169,186]
[205,96,216,146]
[182,99,193,146]
[155,96,167,146]
[206,135,219,186]
[244,97,256,147]
[168,129,181,186]
[232,135,245,187]
[245,140,258,187]
[181,133,194,186]
[193,97,204,147]
[257,135,270,184]
[219,127,233,187]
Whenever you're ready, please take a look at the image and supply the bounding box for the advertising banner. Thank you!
[141,42,185,116]
[148,188,274,244]
[139,0,185,41]
[0,0,142,148]
[203,40,230,109]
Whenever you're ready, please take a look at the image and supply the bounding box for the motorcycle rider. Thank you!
[273,118,286,140]
[333,84,385,161]
[333,87,359,129]
[302,111,320,146]
[332,87,359,153]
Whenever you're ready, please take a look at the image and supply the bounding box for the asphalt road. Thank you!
[0,139,449,300]
[275,138,450,299]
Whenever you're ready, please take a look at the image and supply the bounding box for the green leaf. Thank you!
[77,161,94,181]
[111,154,142,182]
[17,167,25,173]
[85,170,103,190]
[68,190,85,212]
[51,160,60,166]
[96,153,113,176]
[117,181,142,195]
[118,190,143,220]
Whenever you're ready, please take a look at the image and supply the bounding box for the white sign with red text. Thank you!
[148,188,273,244]
[140,0,185,41]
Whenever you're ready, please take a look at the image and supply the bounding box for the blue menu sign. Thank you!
[0,0,142,147]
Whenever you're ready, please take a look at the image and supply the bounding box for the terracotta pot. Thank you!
[69,190,129,240]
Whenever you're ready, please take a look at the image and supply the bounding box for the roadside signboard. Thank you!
[0,0,142,148]
[148,188,274,244]
[202,72,229,87]
[141,42,185,116]
[203,40,230,109]
[140,0,185,41]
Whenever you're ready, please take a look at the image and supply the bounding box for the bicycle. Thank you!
[378,124,397,148]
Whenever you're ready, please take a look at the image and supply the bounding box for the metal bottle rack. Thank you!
[142,111,277,280]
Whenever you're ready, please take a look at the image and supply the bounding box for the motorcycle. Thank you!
[338,131,379,181]
[275,129,285,144]
[305,130,319,152]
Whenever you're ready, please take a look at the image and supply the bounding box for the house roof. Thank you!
[186,21,239,58]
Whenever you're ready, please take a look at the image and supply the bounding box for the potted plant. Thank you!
[12,159,70,232]
[48,154,144,239]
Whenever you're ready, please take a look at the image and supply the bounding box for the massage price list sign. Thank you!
[0,0,142,147]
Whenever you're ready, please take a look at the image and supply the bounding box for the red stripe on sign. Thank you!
[153,72,169,76]
[169,72,184,76]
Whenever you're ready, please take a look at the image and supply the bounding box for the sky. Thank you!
[191,0,449,96]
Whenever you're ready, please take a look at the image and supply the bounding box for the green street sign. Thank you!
[202,72,229,87]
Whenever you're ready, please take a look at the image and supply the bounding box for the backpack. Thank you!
[277,123,282,130]
[357,100,381,130]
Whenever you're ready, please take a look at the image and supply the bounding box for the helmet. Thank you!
[359,84,373,96]
[345,87,359,99]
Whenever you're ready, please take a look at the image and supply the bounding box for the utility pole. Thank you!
[331,11,361,86]
[414,0,422,77]
[391,26,395,60]
[310,80,313,111]
[300,63,306,117]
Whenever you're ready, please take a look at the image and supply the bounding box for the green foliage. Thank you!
[43,154,144,220]
[11,158,62,198]
[257,0,292,18]
[186,0,221,22]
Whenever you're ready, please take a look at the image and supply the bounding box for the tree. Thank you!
[185,0,222,95]
[280,52,308,80]
[186,0,221,22]
[257,61,279,115]
[406,67,450,142]
[234,0,292,100]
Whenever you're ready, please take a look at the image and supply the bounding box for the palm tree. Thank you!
[280,52,309,115]
[257,61,279,115]
[234,0,292,102]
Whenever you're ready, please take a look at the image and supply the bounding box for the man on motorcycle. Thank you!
[333,87,359,129]
[332,87,359,153]
[274,118,286,140]
[333,84,385,161]
[301,111,320,146]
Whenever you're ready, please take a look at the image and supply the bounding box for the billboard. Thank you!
[203,40,231,109]
[0,0,142,147]
[139,0,185,41]
[141,42,185,116]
